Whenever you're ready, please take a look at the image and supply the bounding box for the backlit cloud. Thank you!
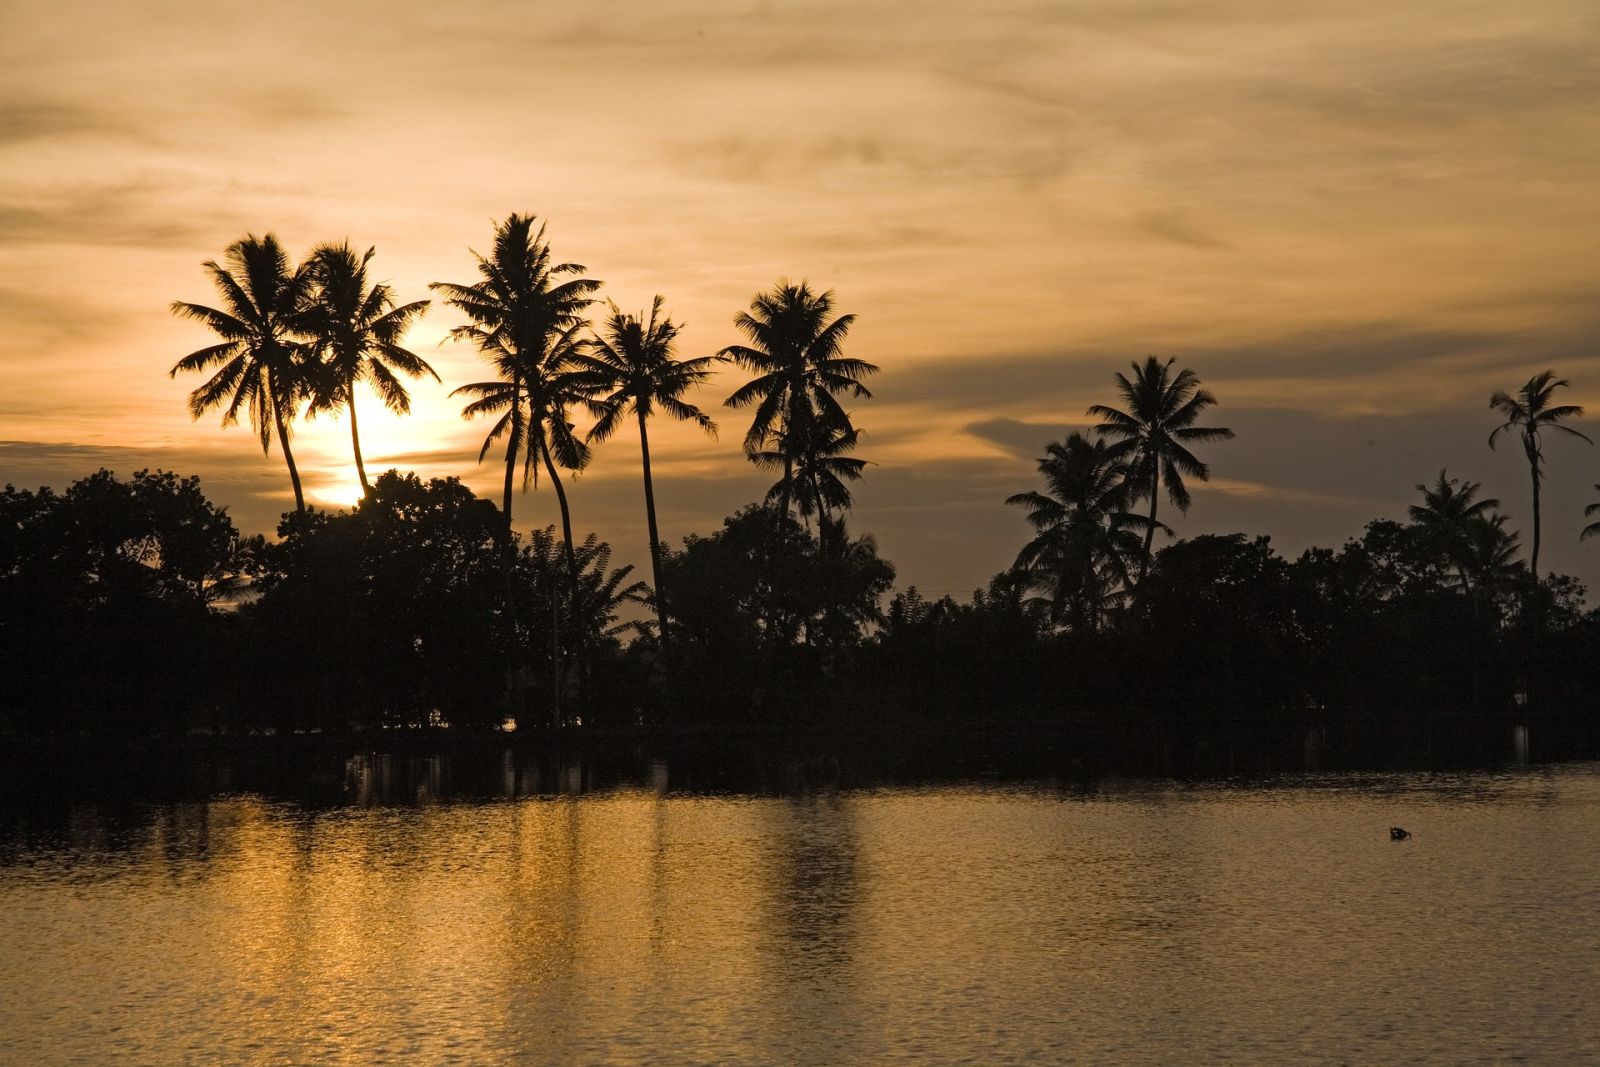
[1,0,1596,592]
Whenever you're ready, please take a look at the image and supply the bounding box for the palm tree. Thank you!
[1583,486,1600,542]
[751,418,867,530]
[1461,512,1522,592]
[430,214,601,536]
[1489,371,1591,577]
[1006,433,1156,632]
[302,241,435,494]
[1087,356,1234,581]
[170,234,315,513]
[722,281,878,519]
[1408,470,1500,592]
[574,297,719,641]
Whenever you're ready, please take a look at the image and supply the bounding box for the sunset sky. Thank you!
[2,0,1597,596]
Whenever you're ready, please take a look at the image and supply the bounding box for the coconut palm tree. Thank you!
[170,234,315,513]
[1087,356,1233,582]
[1408,469,1500,592]
[751,417,867,530]
[1461,512,1522,592]
[574,297,719,641]
[302,241,434,494]
[1489,371,1591,577]
[1006,432,1157,632]
[430,214,601,536]
[722,281,878,519]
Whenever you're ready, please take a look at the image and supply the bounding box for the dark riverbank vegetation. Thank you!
[4,216,1599,750]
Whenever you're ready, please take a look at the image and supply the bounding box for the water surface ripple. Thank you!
[3,765,1598,1064]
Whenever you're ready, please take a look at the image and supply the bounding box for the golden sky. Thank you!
[2,0,1597,594]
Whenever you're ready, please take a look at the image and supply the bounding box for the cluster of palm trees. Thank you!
[170,236,436,513]
[1007,357,1233,630]
[1008,363,1594,632]
[169,217,877,641]
[1407,471,1520,593]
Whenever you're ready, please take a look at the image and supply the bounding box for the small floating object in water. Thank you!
[1390,827,1411,840]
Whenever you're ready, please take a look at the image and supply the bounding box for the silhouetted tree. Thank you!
[0,470,243,736]
[302,242,434,494]
[513,527,649,725]
[432,214,602,535]
[1408,470,1500,592]
[1584,485,1600,542]
[575,297,719,641]
[659,505,894,719]
[434,215,601,721]
[751,418,867,531]
[1489,370,1590,577]
[1087,357,1233,581]
[247,471,513,730]
[1126,534,1296,713]
[170,234,316,513]
[722,281,878,520]
[1006,433,1156,632]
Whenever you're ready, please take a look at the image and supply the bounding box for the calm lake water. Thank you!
[3,755,1599,1064]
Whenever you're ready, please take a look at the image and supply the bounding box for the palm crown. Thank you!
[578,297,719,440]
[752,418,867,522]
[723,281,878,519]
[1408,470,1503,592]
[1006,432,1158,630]
[1087,356,1233,579]
[431,214,601,530]
[302,241,435,493]
[1489,370,1590,576]
[170,233,316,512]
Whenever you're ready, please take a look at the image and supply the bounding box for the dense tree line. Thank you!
[3,461,1597,740]
[2,213,1597,740]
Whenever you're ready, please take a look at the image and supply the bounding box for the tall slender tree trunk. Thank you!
[1529,455,1542,578]
[502,393,521,533]
[540,436,580,721]
[541,438,580,576]
[812,465,830,555]
[637,409,668,644]
[779,455,794,520]
[498,390,523,721]
[347,377,370,494]
[271,385,306,514]
[1138,461,1161,583]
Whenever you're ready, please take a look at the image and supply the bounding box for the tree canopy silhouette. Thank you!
[1006,432,1156,632]
[574,296,719,642]
[170,234,317,513]
[1489,370,1590,577]
[301,241,434,495]
[722,281,878,521]
[1087,357,1233,581]
[431,214,602,537]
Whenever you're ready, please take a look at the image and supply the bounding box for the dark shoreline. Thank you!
[5,708,1597,808]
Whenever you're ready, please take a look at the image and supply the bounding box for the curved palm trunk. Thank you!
[637,409,669,644]
[812,465,831,553]
[1528,454,1542,578]
[347,376,370,494]
[779,456,794,520]
[1138,461,1160,584]
[270,384,306,514]
[501,392,521,533]
[539,435,581,721]
[540,439,580,576]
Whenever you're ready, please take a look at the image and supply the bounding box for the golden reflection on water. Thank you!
[2,768,1599,1063]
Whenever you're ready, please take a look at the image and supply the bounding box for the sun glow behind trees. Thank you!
[2,0,1599,595]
